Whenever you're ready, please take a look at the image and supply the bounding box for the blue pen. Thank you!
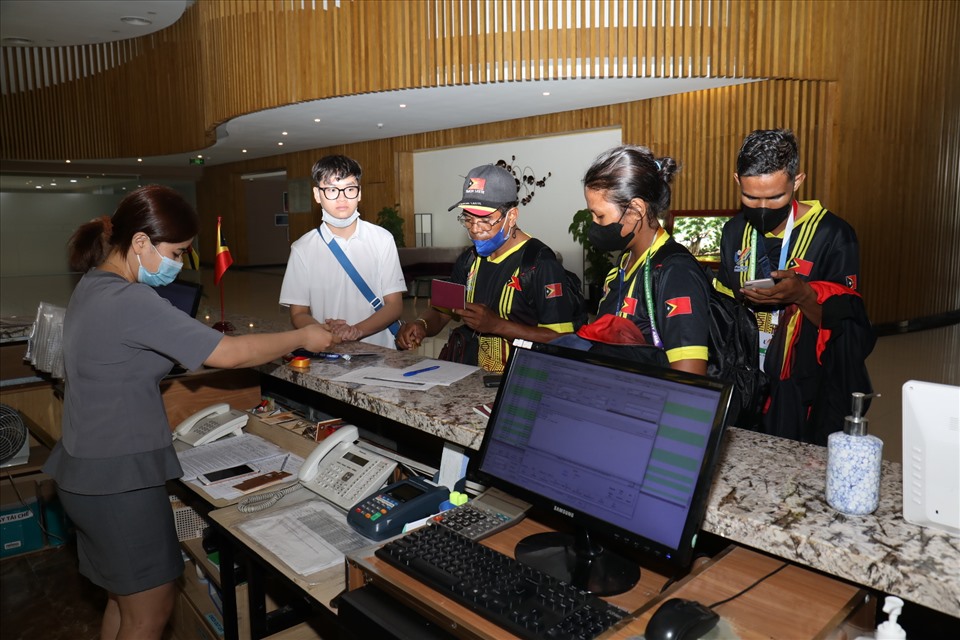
[403,365,440,377]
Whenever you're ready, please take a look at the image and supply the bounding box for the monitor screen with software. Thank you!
[155,279,202,318]
[474,341,732,596]
[902,380,960,535]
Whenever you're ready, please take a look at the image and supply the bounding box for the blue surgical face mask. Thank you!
[322,210,361,228]
[137,243,182,287]
[472,215,511,257]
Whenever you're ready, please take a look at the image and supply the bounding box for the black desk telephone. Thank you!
[347,477,448,541]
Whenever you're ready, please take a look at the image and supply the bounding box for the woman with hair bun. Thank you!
[578,145,711,375]
[44,185,337,640]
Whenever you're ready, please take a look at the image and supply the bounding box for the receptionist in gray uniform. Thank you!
[42,185,337,640]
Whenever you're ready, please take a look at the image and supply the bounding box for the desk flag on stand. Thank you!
[212,217,235,333]
[214,217,233,286]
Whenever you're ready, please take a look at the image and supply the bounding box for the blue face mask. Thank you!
[472,215,511,257]
[137,243,182,287]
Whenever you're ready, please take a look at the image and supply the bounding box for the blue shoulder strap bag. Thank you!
[320,228,401,337]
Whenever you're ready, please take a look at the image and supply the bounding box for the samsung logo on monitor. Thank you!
[553,505,574,518]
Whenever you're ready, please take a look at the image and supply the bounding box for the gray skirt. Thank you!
[57,485,184,595]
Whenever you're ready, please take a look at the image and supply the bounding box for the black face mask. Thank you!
[742,201,792,234]
[588,220,634,252]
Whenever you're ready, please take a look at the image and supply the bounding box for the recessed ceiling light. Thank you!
[281,131,288,136]
[137,158,143,162]
[314,118,322,123]
[399,104,407,108]
[542,92,551,96]
[377,123,384,128]
[278,142,284,146]
[35,185,42,189]
[242,149,248,153]
[196,154,203,158]
[65,159,71,163]
[70,179,77,183]
[120,16,153,26]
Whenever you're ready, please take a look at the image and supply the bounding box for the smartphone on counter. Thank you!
[483,374,502,388]
[743,277,777,290]
[198,463,258,485]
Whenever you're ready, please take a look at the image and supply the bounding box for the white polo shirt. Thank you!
[280,220,406,349]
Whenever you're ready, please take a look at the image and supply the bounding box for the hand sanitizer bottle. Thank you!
[827,392,882,515]
[855,595,907,640]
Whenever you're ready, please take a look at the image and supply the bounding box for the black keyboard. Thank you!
[374,525,627,640]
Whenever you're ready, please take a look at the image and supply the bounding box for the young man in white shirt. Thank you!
[279,155,406,349]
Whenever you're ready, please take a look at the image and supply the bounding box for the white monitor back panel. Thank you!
[902,380,960,535]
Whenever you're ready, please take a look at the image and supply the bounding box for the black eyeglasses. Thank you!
[318,185,360,200]
[457,211,505,230]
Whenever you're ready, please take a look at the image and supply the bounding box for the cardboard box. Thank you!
[0,475,45,558]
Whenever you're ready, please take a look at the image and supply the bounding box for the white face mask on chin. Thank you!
[322,210,360,228]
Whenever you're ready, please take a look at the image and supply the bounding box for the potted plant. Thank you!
[376,204,405,248]
[568,208,614,307]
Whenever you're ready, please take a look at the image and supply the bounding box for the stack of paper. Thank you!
[332,359,478,390]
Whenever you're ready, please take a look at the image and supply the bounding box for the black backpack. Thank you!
[652,244,769,430]
[518,238,589,330]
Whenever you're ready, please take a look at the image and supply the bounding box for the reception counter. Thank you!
[256,339,959,619]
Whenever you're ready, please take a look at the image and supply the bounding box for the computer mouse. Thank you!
[644,598,719,640]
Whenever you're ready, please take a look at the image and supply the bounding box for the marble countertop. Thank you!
[253,327,959,617]
[704,428,958,618]
[257,340,495,451]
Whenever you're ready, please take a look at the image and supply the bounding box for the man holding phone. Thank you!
[395,164,576,372]
[714,129,875,445]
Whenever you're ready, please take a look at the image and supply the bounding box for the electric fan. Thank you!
[0,404,30,468]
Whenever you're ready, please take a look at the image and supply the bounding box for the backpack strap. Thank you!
[318,228,400,336]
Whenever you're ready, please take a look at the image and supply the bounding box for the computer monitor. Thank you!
[902,380,960,535]
[474,341,732,596]
[155,279,203,318]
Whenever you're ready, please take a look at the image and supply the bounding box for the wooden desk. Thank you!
[347,532,873,640]
[345,519,672,640]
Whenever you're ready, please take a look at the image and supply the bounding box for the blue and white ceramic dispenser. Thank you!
[827,392,882,515]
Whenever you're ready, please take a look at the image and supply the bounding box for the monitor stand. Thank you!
[514,527,640,596]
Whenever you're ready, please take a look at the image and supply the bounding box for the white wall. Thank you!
[413,128,622,281]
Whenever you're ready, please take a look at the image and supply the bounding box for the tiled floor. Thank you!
[1,267,957,639]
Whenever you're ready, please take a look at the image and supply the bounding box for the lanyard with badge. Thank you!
[752,200,797,368]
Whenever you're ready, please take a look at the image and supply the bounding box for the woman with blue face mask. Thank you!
[43,185,338,640]
[396,164,577,372]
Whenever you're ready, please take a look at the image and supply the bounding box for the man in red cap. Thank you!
[396,164,577,372]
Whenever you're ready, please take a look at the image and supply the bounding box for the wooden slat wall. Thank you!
[2,0,959,323]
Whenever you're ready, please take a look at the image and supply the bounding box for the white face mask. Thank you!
[322,210,360,228]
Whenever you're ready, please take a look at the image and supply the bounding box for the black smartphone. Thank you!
[483,374,502,388]
[198,463,258,485]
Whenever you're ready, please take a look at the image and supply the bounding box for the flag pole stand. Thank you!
[212,281,234,333]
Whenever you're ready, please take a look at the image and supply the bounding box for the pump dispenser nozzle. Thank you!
[844,392,880,436]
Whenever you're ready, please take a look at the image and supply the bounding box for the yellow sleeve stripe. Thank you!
[713,278,735,297]
[665,346,709,363]
[539,321,575,333]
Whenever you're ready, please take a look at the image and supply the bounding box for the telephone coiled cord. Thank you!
[237,481,304,513]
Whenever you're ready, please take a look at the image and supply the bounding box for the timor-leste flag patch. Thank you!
[620,297,638,315]
[544,283,563,299]
[788,257,814,277]
[665,297,692,317]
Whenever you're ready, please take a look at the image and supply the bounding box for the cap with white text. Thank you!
[447,164,518,216]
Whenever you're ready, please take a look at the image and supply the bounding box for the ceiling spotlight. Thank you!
[242,149,248,153]
[542,91,551,96]
[35,185,42,189]
[65,159,71,163]
[278,142,284,146]
[399,104,407,108]
[314,118,321,123]
[197,154,203,158]
[377,123,384,128]
[120,16,153,26]
[70,179,77,183]
[137,158,143,162]
[281,131,289,136]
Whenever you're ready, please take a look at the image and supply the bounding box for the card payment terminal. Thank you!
[347,476,448,541]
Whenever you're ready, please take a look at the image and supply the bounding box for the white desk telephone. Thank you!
[174,403,249,447]
[297,425,397,511]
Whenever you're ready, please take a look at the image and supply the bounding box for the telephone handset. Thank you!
[298,425,397,511]
[174,403,249,447]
